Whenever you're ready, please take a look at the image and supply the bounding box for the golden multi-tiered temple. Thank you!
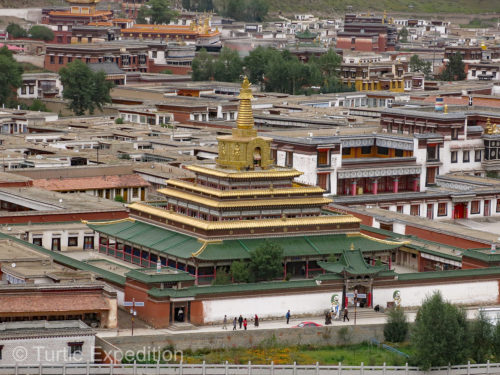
[128,77,361,238]
[46,0,112,25]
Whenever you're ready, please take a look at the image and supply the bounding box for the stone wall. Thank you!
[102,324,385,354]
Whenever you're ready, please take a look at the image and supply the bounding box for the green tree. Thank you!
[410,54,432,79]
[249,240,283,281]
[440,52,466,81]
[225,0,245,19]
[493,319,500,357]
[136,6,149,23]
[317,48,342,78]
[411,292,468,370]
[384,307,408,343]
[212,268,231,285]
[398,26,409,43]
[191,48,215,81]
[244,46,277,86]
[59,60,114,116]
[29,99,49,112]
[469,311,493,363]
[246,0,268,21]
[114,195,125,203]
[230,260,250,282]
[0,46,23,106]
[213,47,242,82]
[28,25,54,42]
[6,23,27,38]
[147,0,178,24]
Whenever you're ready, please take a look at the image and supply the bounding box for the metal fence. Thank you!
[1,361,500,375]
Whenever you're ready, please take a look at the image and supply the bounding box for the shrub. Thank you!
[384,307,408,343]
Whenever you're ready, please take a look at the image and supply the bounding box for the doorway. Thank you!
[453,203,467,219]
[174,306,185,322]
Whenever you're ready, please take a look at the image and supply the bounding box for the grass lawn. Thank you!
[129,342,414,366]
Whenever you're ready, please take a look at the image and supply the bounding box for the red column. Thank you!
[351,180,357,196]
[195,265,199,285]
[345,296,349,307]
[389,255,392,270]
[283,261,287,279]
[372,179,378,195]
[393,177,399,193]
[305,259,309,279]
[367,292,372,307]
[412,177,419,192]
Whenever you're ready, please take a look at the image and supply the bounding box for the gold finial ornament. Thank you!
[350,243,355,251]
[486,118,493,135]
[444,104,448,114]
[236,76,255,130]
[215,76,273,170]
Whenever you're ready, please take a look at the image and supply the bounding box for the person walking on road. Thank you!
[343,307,350,322]
[254,314,259,327]
[233,317,237,330]
[243,318,248,330]
[286,310,291,324]
[238,315,243,329]
[223,315,227,330]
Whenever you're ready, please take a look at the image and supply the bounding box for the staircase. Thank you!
[167,322,198,331]
[345,309,387,320]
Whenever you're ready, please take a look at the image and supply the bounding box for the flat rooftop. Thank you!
[0,239,49,262]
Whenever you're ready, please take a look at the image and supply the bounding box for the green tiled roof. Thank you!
[88,220,403,262]
[126,267,194,284]
[397,267,500,281]
[148,279,318,298]
[462,249,500,263]
[317,248,392,276]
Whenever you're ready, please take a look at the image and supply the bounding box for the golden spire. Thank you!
[236,77,254,130]
[350,243,355,251]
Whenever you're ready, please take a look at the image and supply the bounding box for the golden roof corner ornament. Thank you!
[350,242,355,251]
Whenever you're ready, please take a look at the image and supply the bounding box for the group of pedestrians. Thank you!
[223,314,259,330]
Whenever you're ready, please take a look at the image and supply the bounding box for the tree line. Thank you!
[385,291,500,370]
[192,46,354,95]
[182,0,269,22]
[6,23,54,42]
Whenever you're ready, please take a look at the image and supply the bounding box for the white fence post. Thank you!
[38,363,42,375]
[316,361,319,375]
[467,361,470,375]
[156,359,160,375]
[14,363,18,375]
[133,360,137,375]
[180,360,183,375]
[338,362,342,375]
[361,362,364,375]
[203,360,206,375]
[271,361,274,375]
[110,362,114,375]
[62,363,66,375]
[293,361,297,375]
[383,362,386,375]
[487,360,490,375]
[225,361,229,375]
[405,363,409,375]
[248,360,252,375]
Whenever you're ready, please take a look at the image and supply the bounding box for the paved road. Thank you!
[98,307,486,338]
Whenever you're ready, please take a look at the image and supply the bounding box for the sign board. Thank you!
[124,301,145,307]
[346,293,367,298]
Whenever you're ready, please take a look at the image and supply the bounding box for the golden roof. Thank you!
[186,165,303,179]
[129,202,360,230]
[157,187,332,208]
[165,179,325,197]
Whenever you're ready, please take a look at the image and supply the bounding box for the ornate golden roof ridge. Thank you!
[129,202,360,230]
[186,165,303,179]
[157,187,332,208]
[165,179,325,197]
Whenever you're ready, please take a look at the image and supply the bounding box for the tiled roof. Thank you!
[32,174,150,192]
[86,219,404,261]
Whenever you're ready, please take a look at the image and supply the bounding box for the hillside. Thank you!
[269,0,500,15]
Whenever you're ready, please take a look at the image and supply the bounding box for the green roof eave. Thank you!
[462,249,500,262]
[126,267,195,284]
[397,267,500,281]
[148,279,318,298]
